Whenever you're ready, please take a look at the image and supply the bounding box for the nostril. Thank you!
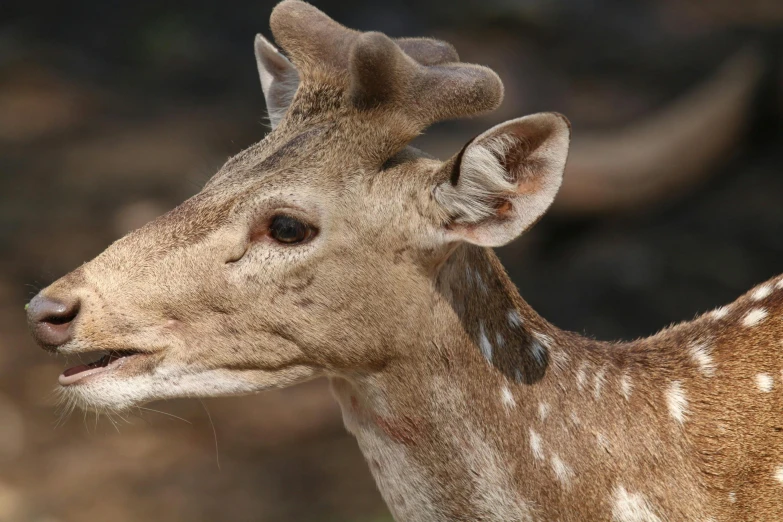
[27,294,80,349]
[40,303,79,325]
[29,297,79,325]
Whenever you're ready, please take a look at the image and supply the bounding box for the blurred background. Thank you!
[1,0,782,520]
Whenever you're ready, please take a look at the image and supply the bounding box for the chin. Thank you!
[56,354,317,413]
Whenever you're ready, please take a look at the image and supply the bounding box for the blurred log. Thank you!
[553,48,763,215]
[660,0,783,28]
[0,66,94,144]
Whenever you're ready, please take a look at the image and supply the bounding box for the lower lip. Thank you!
[59,354,141,386]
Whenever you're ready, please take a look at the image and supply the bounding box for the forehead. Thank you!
[210,126,335,188]
[206,124,439,208]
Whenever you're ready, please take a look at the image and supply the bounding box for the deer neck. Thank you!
[331,244,717,521]
[329,245,602,521]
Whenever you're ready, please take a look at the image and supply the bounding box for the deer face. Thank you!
[24,134,436,411]
[26,0,570,413]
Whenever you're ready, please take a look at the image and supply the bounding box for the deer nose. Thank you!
[27,293,80,350]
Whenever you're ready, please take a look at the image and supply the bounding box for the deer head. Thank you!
[26,0,570,414]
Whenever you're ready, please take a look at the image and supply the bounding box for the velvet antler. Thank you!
[267,0,504,162]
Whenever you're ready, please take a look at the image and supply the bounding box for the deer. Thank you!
[24,1,783,521]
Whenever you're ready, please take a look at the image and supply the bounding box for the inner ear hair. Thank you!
[438,133,522,224]
[432,113,571,247]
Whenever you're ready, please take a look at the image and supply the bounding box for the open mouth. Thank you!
[59,350,145,386]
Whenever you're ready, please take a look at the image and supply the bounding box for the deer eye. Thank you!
[268,215,316,244]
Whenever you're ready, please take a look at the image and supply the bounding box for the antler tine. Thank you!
[270,0,460,72]
[349,31,503,129]
[269,0,503,159]
[395,38,459,65]
[270,0,358,72]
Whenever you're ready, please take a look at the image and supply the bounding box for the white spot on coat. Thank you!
[501,386,516,410]
[742,308,768,327]
[529,428,544,461]
[709,306,731,320]
[538,401,550,421]
[728,491,736,503]
[533,331,553,349]
[776,279,783,290]
[474,271,488,293]
[611,485,663,522]
[774,465,783,485]
[667,381,688,425]
[576,361,589,391]
[530,339,547,367]
[550,454,574,487]
[756,373,774,393]
[596,433,610,452]
[478,322,493,363]
[688,340,716,377]
[594,367,606,399]
[495,332,505,348]
[620,373,633,401]
[507,309,522,328]
[752,284,773,301]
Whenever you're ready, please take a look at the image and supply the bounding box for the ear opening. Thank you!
[254,34,300,129]
[433,112,571,247]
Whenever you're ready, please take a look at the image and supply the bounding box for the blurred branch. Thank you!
[553,47,764,215]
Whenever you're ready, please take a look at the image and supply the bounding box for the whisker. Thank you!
[199,399,220,470]
[25,282,42,292]
[106,413,121,434]
[53,390,76,429]
[138,406,193,425]
[131,407,153,426]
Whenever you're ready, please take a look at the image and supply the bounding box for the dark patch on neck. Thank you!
[438,245,550,385]
[492,326,549,385]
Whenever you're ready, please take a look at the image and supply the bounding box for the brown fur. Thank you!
[27,2,783,521]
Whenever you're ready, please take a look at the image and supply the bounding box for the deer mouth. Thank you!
[59,350,147,386]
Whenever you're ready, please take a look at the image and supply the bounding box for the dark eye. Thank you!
[268,215,316,244]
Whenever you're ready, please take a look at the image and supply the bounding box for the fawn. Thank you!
[27,1,783,520]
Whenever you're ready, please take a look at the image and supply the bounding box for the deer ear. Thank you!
[433,113,571,247]
[254,34,300,129]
